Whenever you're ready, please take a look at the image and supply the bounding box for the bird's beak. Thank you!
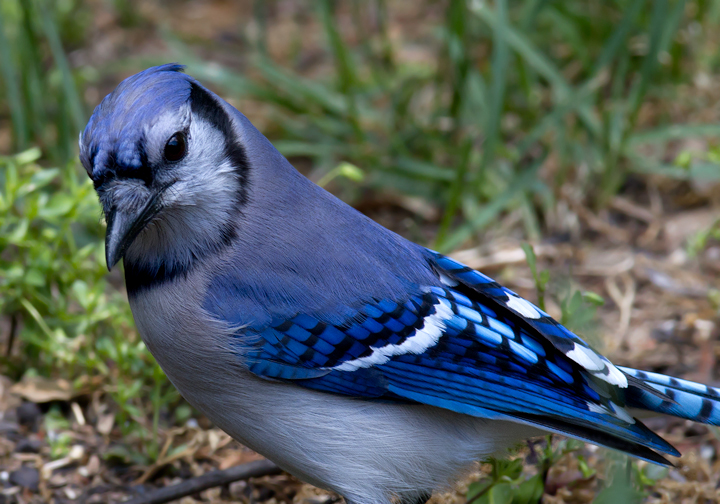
[104,185,169,270]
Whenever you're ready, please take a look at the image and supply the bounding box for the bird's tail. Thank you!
[620,367,720,425]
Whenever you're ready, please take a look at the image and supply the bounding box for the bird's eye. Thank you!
[164,132,187,162]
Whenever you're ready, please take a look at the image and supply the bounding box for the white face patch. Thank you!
[505,295,541,319]
[123,114,241,274]
[332,299,454,372]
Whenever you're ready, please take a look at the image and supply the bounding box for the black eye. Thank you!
[164,132,187,162]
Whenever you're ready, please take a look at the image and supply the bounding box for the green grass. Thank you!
[0,0,89,162]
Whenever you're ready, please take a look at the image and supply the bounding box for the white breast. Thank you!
[129,273,538,504]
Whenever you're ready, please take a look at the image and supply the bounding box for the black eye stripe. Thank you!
[164,131,187,162]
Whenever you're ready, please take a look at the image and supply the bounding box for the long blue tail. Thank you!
[620,367,720,425]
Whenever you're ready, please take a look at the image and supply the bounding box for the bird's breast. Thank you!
[127,269,245,395]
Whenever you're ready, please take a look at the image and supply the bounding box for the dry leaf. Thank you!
[10,376,74,403]
[96,413,115,435]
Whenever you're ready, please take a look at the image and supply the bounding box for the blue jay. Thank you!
[80,65,720,504]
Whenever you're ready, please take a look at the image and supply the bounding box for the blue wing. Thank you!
[206,250,720,463]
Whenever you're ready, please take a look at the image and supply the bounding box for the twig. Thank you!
[604,273,636,344]
[610,196,655,223]
[123,459,281,504]
[6,313,17,356]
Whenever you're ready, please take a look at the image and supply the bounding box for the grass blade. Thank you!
[440,155,545,253]
[436,139,472,248]
[37,0,85,135]
[319,0,363,139]
[625,0,670,129]
[471,2,567,94]
[0,7,28,149]
[591,0,646,76]
[629,124,720,146]
[477,0,509,183]
[471,1,600,137]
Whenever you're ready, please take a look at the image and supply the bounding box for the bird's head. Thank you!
[80,64,248,276]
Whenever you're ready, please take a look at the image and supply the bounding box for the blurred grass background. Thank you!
[1,0,720,500]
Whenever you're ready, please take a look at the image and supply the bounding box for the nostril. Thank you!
[93,162,152,190]
[92,169,114,190]
[118,165,152,187]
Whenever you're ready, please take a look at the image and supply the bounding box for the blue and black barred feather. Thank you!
[226,251,720,465]
[621,368,720,425]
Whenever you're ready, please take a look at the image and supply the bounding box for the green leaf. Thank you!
[639,463,668,485]
[317,161,366,187]
[674,150,693,170]
[521,243,538,279]
[337,162,365,182]
[494,458,524,480]
[629,124,720,146]
[24,269,45,287]
[394,157,455,181]
[15,147,42,165]
[484,483,513,504]
[16,168,60,198]
[582,291,605,307]
[538,270,550,290]
[471,3,568,93]
[37,0,85,134]
[513,474,544,504]
[175,404,192,423]
[38,193,75,218]
[478,0,510,181]
[0,9,28,149]
[72,280,91,309]
[593,461,643,504]
[6,219,29,244]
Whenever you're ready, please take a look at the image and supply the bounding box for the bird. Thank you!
[80,64,720,504]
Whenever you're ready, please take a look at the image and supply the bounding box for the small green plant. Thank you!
[687,219,720,258]
[317,161,365,188]
[520,243,549,311]
[467,456,543,504]
[559,287,605,336]
[44,405,72,459]
[521,243,605,335]
[0,149,180,463]
[468,438,585,504]
[594,453,668,504]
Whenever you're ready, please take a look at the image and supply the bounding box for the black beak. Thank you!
[104,184,170,270]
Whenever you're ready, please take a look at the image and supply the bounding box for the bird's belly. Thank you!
[169,368,536,504]
[127,282,538,503]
